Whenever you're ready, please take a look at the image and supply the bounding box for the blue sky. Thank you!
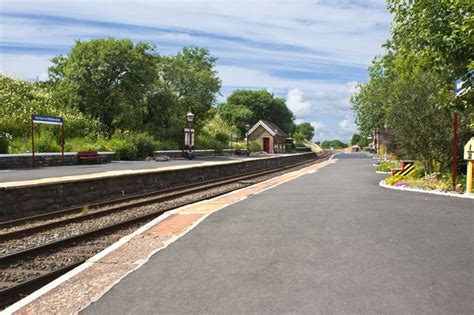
[0,0,392,142]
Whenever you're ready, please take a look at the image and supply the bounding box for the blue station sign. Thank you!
[32,115,64,125]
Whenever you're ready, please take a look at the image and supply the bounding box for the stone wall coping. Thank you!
[0,152,313,190]
[0,152,115,158]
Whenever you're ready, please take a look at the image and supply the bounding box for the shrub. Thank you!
[108,130,158,160]
[34,132,61,153]
[386,174,408,186]
[215,132,229,144]
[376,160,400,172]
[248,140,261,153]
[109,138,137,160]
[156,140,180,150]
[133,133,157,159]
[0,132,12,153]
[195,132,226,152]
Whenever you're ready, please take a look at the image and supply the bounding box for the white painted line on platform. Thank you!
[0,170,10,173]
[379,180,474,199]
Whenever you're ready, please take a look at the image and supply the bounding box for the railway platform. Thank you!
[4,153,473,314]
[0,155,251,184]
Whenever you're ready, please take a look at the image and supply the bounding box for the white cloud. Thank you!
[0,54,52,80]
[0,0,389,143]
[338,115,358,137]
[286,88,312,118]
[311,121,325,132]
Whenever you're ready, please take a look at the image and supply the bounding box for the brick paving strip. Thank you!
[6,159,336,315]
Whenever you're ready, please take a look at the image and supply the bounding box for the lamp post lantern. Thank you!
[183,108,195,159]
[245,124,250,156]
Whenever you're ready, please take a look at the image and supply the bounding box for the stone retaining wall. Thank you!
[154,149,248,158]
[0,152,315,221]
[0,152,115,169]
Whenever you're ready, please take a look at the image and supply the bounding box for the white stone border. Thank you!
[376,171,391,174]
[379,179,474,199]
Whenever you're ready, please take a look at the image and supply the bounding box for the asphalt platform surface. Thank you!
[82,153,473,314]
[0,156,250,183]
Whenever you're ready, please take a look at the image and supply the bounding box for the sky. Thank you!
[0,0,392,142]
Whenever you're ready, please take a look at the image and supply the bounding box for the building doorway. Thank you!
[263,137,270,153]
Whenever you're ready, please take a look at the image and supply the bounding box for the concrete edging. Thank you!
[379,179,474,199]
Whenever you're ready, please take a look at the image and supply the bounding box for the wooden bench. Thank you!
[78,151,103,164]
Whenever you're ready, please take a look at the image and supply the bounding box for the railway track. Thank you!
[0,152,330,308]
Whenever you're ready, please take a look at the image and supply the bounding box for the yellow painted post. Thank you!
[467,161,473,194]
[464,137,474,194]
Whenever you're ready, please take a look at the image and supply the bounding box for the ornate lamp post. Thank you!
[245,124,250,156]
[185,108,194,159]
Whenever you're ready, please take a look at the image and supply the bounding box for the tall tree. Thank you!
[158,47,222,132]
[217,89,295,134]
[49,38,158,131]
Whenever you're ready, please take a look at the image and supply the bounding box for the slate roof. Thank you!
[247,120,288,137]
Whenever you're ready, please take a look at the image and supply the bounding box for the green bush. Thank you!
[406,165,424,179]
[377,160,400,172]
[248,140,261,153]
[215,132,229,144]
[109,138,137,160]
[0,132,12,153]
[35,134,61,153]
[195,132,226,151]
[133,133,157,158]
[385,175,408,186]
[108,130,158,160]
[156,140,180,150]
[64,137,110,152]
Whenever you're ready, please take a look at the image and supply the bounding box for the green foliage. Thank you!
[217,89,295,135]
[321,140,348,149]
[0,75,100,139]
[351,1,473,174]
[351,134,370,148]
[108,130,158,160]
[195,131,226,152]
[157,47,222,136]
[376,160,400,172]
[64,137,110,152]
[248,140,262,153]
[0,132,12,154]
[155,140,180,150]
[387,0,473,92]
[386,174,407,186]
[50,38,158,131]
[293,122,314,146]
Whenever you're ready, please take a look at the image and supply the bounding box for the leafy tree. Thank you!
[292,122,314,146]
[295,122,315,140]
[49,38,158,131]
[321,140,348,149]
[351,134,370,148]
[217,89,295,134]
[351,1,473,176]
[157,47,222,134]
[387,0,473,110]
[0,75,98,139]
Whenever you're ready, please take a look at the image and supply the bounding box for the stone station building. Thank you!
[246,120,288,154]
